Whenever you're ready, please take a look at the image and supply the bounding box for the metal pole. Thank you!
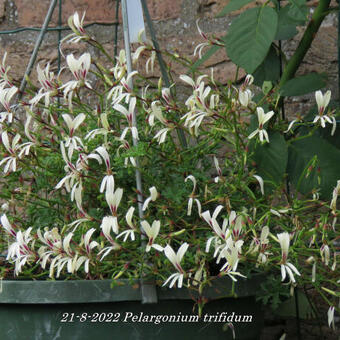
[114,0,120,59]
[140,0,187,148]
[57,0,62,73]
[121,0,158,304]
[18,0,58,99]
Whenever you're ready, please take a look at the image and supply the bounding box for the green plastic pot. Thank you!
[0,275,264,340]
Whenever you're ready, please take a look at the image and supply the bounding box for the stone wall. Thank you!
[0,0,338,115]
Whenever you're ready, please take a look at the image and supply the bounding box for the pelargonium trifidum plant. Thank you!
[0,12,338,327]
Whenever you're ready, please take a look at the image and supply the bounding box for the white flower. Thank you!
[0,52,12,86]
[0,132,33,173]
[202,206,234,256]
[98,216,121,260]
[117,207,136,242]
[29,63,57,107]
[231,215,244,239]
[66,53,91,82]
[328,306,335,329]
[148,101,167,126]
[90,146,111,170]
[105,187,123,216]
[69,12,86,35]
[185,175,197,192]
[163,243,189,288]
[306,257,316,282]
[251,226,271,265]
[162,87,172,105]
[1,203,9,212]
[185,175,201,216]
[284,119,300,133]
[244,74,254,87]
[187,198,201,217]
[83,228,98,252]
[60,12,89,46]
[142,186,158,211]
[201,205,224,227]
[253,175,264,195]
[277,232,290,263]
[0,214,16,237]
[59,53,91,108]
[100,174,114,194]
[248,107,274,143]
[320,244,330,266]
[101,216,119,235]
[0,84,17,123]
[277,232,301,283]
[315,90,331,115]
[219,239,246,282]
[193,20,210,59]
[193,20,221,59]
[213,156,222,183]
[153,128,170,144]
[125,206,135,229]
[141,220,163,252]
[330,179,340,214]
[238,89,253,107]
[62,113,85,151]
[114,97,139,140]
[313,90,336,135]
[62,113,86,137]
[7,228,34,275]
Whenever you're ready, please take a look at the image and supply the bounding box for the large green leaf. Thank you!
[249,131,288,191]
[280,73,328,96]
[253,45,281,86]
[216,0,255,17]
[225,7,278,74]
[288,0,308,22]
[275,5,299,40]
[288,135,340,198]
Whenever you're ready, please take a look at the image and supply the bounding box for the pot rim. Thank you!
[0,274,264,304]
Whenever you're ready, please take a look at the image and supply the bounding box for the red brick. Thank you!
[147,0,182,21]
[15,0,183,27]
[15,0,118,27]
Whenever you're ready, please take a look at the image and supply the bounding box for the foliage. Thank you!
[0,8,339,329]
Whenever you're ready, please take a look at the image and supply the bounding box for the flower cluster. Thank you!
[0,12,338,329]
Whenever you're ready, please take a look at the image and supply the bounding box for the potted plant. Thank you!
[0,8,338,339]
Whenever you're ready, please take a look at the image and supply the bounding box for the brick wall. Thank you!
[0,0,338,114]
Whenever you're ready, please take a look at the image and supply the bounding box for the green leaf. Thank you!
[280,73,328,96]
[249,131,288,191]
[191,44,223,71]
[216,0,255,17]
[288,135,340,198]
[262,81,273,94]
[275,5,299,40]
[253,45,281,86]
[225,7,278,74]
[288,0,308,22]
